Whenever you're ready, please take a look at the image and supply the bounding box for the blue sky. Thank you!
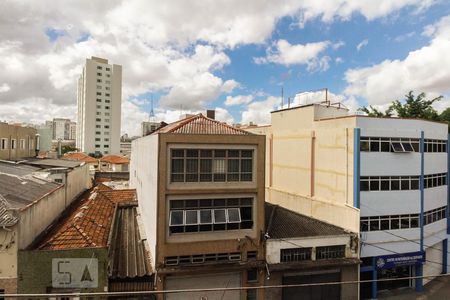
[1,0,449,135]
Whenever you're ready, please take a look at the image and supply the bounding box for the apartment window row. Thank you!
[316,245,346,260]
[165,252,241,266]
[360,206,447,232]
[424,173,447,188]
[361,176,419,191]
[171,149,253,183]
[1,137,33,150]
[96,98,111,103]
[280,247,312,262]
[360,173,447,191]
[169,197,253,234]
[360,136,447,153]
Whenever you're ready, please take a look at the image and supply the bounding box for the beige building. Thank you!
[131,114,266,300]
[76,56,122,155]
[0,122,37,160]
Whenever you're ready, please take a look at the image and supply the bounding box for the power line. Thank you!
[3,273,450,298]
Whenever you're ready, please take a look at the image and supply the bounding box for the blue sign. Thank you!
[375,251,425,270]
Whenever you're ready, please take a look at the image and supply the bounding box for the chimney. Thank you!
[206,109,215,120]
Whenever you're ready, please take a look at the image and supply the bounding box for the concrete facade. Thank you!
[77,56,122,155]
[0,122,37,160]
[130,118,266,300]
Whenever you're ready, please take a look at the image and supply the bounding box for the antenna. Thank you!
[281,86,284,109]
[149,95,155,122]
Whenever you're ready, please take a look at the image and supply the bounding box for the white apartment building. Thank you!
[245,103,449,299]
[52,118,71,140]
[69,121,76,140]
[76,56,122,155]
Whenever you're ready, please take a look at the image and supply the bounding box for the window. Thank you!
[105,99,110,103]
[105,80,111,84]
[170,149,253,183]
[97,72,102,76]
[96,112,101,115]
[96,98,101,102]
[97,66,102,70]
[105,119,110,122]
[280,248,312,262]
[96,118,101,122]
[316,245,346,259]
[105,106,110,110]
[105,87,110,90]
[11,139,16,149]
[97,79,102,83]
[105,112,110,116]
[106,74,110,77]
[424,139,447,153]
[96,85,102,89]
[424,173,447,188]
[104,125,110,129]
[97,105,101,109]
[104,138,109,141]
[169,197,253,234]
[165,252,241,266]
[95,131,101,135]
[104,145,109,148]
[360,208,446,232]
[95,144,101,148]
[106,67,111,71]
[105,131,110,135]
[1,138,8,150]
[96,92,101,96]
[360,137,420,152]
[96,125,101,128]
[95,138,101,141]
[105,93,110,97]
[247,269,258,282]
[360,175,420,191]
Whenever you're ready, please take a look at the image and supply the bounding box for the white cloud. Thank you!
[335,57,344,64]
[0,0,437,132]
[394,31,415,42]
[215,107,235,124]
[254,39,331,67]
[356,39,369,51]
[345,15,450,108]
[241,96,280,125]
[224,95,254,106]
[332,40,345,50]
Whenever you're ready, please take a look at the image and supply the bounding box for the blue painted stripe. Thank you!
[354,128,361,209]
[443,239,448,274]
[415,263,424,292]
[420,131,424,252]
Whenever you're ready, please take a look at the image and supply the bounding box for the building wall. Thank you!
[17,248,108,294]
[77,57,121,155]
[65,164,92,205]
[17,186,65,249]
[246,105,359,233]
[423,241,443,285]
[0,122,37,160]
[130,134,159,268]
[0,226,19,294]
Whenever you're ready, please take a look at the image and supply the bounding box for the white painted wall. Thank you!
[65,164,91,205]
[361,191,420,216]
[130,134,158,268]
[0,227,18,279]
[361,153,420,176]
[425,153,448,174]
[423,241,443,285]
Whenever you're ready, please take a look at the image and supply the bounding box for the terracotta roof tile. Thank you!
[154,113,252,135]
[63,152,98,163]
[100,155,130,164]
[36,187,136,250]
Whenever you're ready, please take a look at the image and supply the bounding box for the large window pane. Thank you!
[241,159,252,172]
[185,210,198,225]
[199,209,212,224]
[170,211,184,226]
[172,159,184,173]
[227,208,241,223]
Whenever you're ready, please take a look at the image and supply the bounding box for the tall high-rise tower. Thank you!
[76,57,122,155]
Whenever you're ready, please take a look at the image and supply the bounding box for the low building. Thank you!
[0,158,92,295]
[0,122,37,160]
[18,186,152,296]
[63,152,99,175]
[131,113,266,300]
[264,203,359,300]
[99,155,130,172]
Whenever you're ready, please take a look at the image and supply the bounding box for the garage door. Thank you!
[165,273,241,300]
[282,272,341,300]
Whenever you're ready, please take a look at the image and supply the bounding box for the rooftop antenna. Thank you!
[149,95,155,122]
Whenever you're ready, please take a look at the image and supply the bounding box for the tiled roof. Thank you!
[0,173,62,210]
[155,113,252,135]
[63,152,98,163]
[36,187,136,250]
[265,203,348,239]
[109,202,152,279]
[100,155,130,164]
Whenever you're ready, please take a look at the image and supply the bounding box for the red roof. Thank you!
[100,155,130,164]
[36,187,136,250]
[155,113,252,135]
[63,152,98,163]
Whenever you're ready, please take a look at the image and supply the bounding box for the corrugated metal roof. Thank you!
[20,158,83,168]
[0,173,61,209]
[36,187,136,250]
[155,114,252,135]
[0,161,41,176]
[0,194,19,227]
[109,202,152,279]
[265,203,348,239]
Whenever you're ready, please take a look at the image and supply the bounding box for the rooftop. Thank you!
[0,195,19,227]
[265,203,348,239]
[35,187,136,250]
[100,155,130,164]
[154,113,252,135]
[20,158,84,169]
[0,173,61,210]
[109,202,153,279]
[63,152,98,163]
[0,161,41,177]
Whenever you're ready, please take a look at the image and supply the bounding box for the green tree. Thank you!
[388,91,442,120]
[358,105,393,117]
[439,107,450,132]
[61,145,78,154]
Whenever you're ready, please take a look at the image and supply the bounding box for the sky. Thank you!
[0,0,449,136]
